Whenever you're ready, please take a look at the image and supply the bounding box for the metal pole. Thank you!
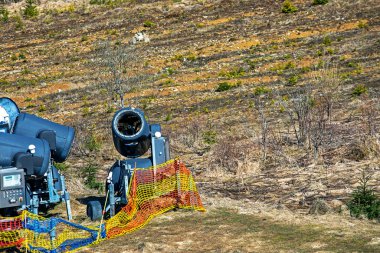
[175,160,181,207]
[109,183,115,217]
[49,218,56,248]
[61,175,72,221]
[151,135,157,186]
[32,194,39,215]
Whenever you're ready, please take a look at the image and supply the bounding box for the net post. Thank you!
[174,159,181,207]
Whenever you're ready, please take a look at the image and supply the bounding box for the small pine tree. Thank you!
[282,0,298,13]
[348,170,380,220]
[23,0,39,18]
[82,164,104,192]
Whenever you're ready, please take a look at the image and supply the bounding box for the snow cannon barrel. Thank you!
[0,97,20,133]
[0,133,51,177]
[112,108,151,158]
[12,113,75,163]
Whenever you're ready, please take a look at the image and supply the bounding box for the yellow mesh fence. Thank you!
[0,159,205,252]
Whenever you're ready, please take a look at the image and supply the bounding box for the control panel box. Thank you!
[0,167,25,209]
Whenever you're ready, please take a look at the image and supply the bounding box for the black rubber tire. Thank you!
[87,201,102,221]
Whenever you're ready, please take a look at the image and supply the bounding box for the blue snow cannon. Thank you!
[0,97,74,219]
[87,107,171,221]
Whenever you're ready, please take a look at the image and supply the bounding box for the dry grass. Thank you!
[83,196,380,253]
[0,0,379,251]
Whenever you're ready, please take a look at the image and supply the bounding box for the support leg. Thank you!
[61,175,72,221]
[32,194,39,215]
[109,183,115,217]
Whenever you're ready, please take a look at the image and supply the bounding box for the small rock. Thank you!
[131,31,150,44]
[340,204,350,216]
[368,237,380,246]
[309,199,330,215]
[330,199,344,212]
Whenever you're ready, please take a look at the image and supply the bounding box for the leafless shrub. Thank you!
[169,117,206,155]
[209,136,244,173]
[310,62,341,122]
[308,94,331,160]
[360,96,378,137]
[92,40,149,108]
[278,84,336,161]
[345,143,367,161]
[280,86,312,146]
[254,95,269,162]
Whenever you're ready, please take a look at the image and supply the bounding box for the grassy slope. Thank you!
[86,204,380,253]
[0,0,379,251]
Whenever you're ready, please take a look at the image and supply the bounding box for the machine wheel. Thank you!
[87,201,102,221]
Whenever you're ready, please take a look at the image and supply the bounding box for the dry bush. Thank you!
[206,128,264,179]
[92,40,150,108]
[310,62,341,122]
[360,96,379,137]
[208,136,249,173]
[345,143,367,162]
[168,116,208,155]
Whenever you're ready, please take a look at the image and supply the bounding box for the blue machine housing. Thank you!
[87,107,171,220]
[13,113,75,163]
[0,132,51,177]
[112,108,151,158]
[109,108,170,202]
[0,98,73,220]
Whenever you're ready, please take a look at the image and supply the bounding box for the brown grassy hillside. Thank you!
[0,0,379,251]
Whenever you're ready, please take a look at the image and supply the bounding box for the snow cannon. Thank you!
[0,97,73,220]
[87,108,170,221]
[12,113,75,163]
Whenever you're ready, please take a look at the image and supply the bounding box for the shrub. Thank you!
[203,130,217,145]
[38,104,46,112]
[282,0,298,13]
[85,133,102,152]
[165,113,172,122]
[90,0,107,4]
[313,0,328,5]
[215,82,233,92]
[326,48,334,55]
[0,7,9,22]
[81,35,88,42]
[23,0,39,18]
[347,61,358,68]
[82,164,104,192]
[161,78,174,86]
[348,170,380,221]
[244,59,256,70]
[287,75,299,85]
[143,20,156,28]
[209,136,242,172]
[269,61,295,74]
[352,84,367,96]
[14,15,24,30]
[358,20,369,30]
[219,67,245,78]
[54,162,69,172]
[254,86,271,95]
[322,36,332,46]
[171,52,197,62]
[165,67,176,75]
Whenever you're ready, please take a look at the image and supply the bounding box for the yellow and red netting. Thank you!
[0,159,205,252]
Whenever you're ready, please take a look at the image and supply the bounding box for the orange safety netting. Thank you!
[0,159,205,252]
[106,159,206,238]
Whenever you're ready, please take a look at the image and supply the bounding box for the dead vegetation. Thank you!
[0,0,379,250]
